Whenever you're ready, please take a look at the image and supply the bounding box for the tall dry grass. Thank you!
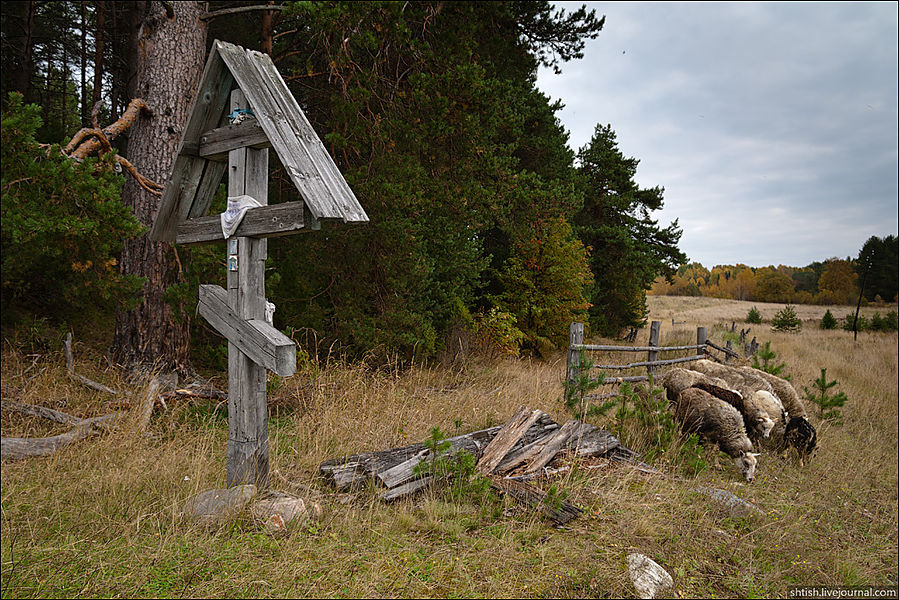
[1,298,897,598]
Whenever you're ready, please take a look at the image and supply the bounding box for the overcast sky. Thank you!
[536,2,899,268]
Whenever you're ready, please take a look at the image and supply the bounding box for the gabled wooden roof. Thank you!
[150,40,367,243]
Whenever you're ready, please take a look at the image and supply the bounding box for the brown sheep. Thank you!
[672,387,759,482]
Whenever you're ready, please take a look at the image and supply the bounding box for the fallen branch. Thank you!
[64,332,119,396]
[1,400,82,426]
[1,412,122,460]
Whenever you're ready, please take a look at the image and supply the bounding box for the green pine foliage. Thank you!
[573,124,687,337]
[413,427,491,502]
[264,2,606,361]
[820,309,838,330]
[771,305,802,332]
[746,306,762,324]
[803,368,849,422]
[1,93,143,325]
[751,341,789,378]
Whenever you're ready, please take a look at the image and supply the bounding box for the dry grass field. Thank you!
[1,296,897,598]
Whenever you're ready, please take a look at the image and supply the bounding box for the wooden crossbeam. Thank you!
[198,284,296,377]
[181,120,271,161]
[176,201,318,246]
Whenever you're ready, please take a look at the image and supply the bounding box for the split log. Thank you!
[489,478,582,526]
[495,419,578,475]
[477,406,544,475]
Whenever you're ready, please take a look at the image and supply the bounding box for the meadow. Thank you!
[2,297,897,598]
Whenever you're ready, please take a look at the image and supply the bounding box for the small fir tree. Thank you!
[820,309,838,330]
[746,306,762,324]
[771,305,802,332]
[803,368,849,422]
[751,341,788,378]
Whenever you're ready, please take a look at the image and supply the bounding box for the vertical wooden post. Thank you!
[647,320,661,376]
[567,322,584,385]
[697,327,707,356]
[226,89,270,489]
[725,340,733,364]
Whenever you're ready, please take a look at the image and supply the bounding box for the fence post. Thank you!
[647,320,661,376]
[725,340,733,364]
[697,326,707,356]
[567,322,584,385]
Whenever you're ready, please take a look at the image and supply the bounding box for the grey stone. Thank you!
[693,486,764,518]
[250,492,323,532]
[182,484,257,523]
[627,553,675,599]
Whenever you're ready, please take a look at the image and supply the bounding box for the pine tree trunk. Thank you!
[111,1,207,378]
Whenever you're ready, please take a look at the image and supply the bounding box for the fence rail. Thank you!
[566,320,756,392]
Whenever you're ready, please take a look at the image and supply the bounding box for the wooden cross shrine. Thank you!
[150,41,368,488]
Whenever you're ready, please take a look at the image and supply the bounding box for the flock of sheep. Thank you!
[660,360,818,482]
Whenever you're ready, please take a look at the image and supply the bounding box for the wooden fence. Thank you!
[566,321,746,393]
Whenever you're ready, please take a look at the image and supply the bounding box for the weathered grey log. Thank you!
[495,420,578,475]
[565,422,620,456]
[176,201,310,246]
[477,407,543,475]
[1,400,82,425]
[490,478,582,525]
[320,413,559,490]
[1,413,121,460]
[521,420,579,475]
[380,477,433,501]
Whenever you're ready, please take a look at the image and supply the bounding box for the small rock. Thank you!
[251,492,323,531]
[627,553,675,599]
[182,484,257,524]
[693,487,764,519]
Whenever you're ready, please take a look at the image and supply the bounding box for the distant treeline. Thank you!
[650,235,898,305]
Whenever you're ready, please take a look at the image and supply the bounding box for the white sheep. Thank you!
[690,360,781,441]
[740,367,817,461]
[672,387,760,482]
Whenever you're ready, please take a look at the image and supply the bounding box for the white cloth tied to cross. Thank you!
[221,194,262,238]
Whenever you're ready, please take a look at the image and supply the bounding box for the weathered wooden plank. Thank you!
[521,420,579,475]
[186,160,228,219]
[176,202,309,245]
[190,119,271,161]
[565,422,621,456]
[198,285,296,377]
[249,48,368,223]
[151,47,234,242]
[214,43,345,222]
[477,407,543,475]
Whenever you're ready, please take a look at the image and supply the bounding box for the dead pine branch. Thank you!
[1,403,122,460]
[64,332,119,396]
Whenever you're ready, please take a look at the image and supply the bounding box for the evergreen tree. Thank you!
[573,124,686,336]
[857,235,899,303]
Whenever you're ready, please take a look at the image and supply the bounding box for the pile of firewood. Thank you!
[320,406,655,524]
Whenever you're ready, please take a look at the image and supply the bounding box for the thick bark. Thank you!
[92,1,105,110]
[111,1,207,378]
